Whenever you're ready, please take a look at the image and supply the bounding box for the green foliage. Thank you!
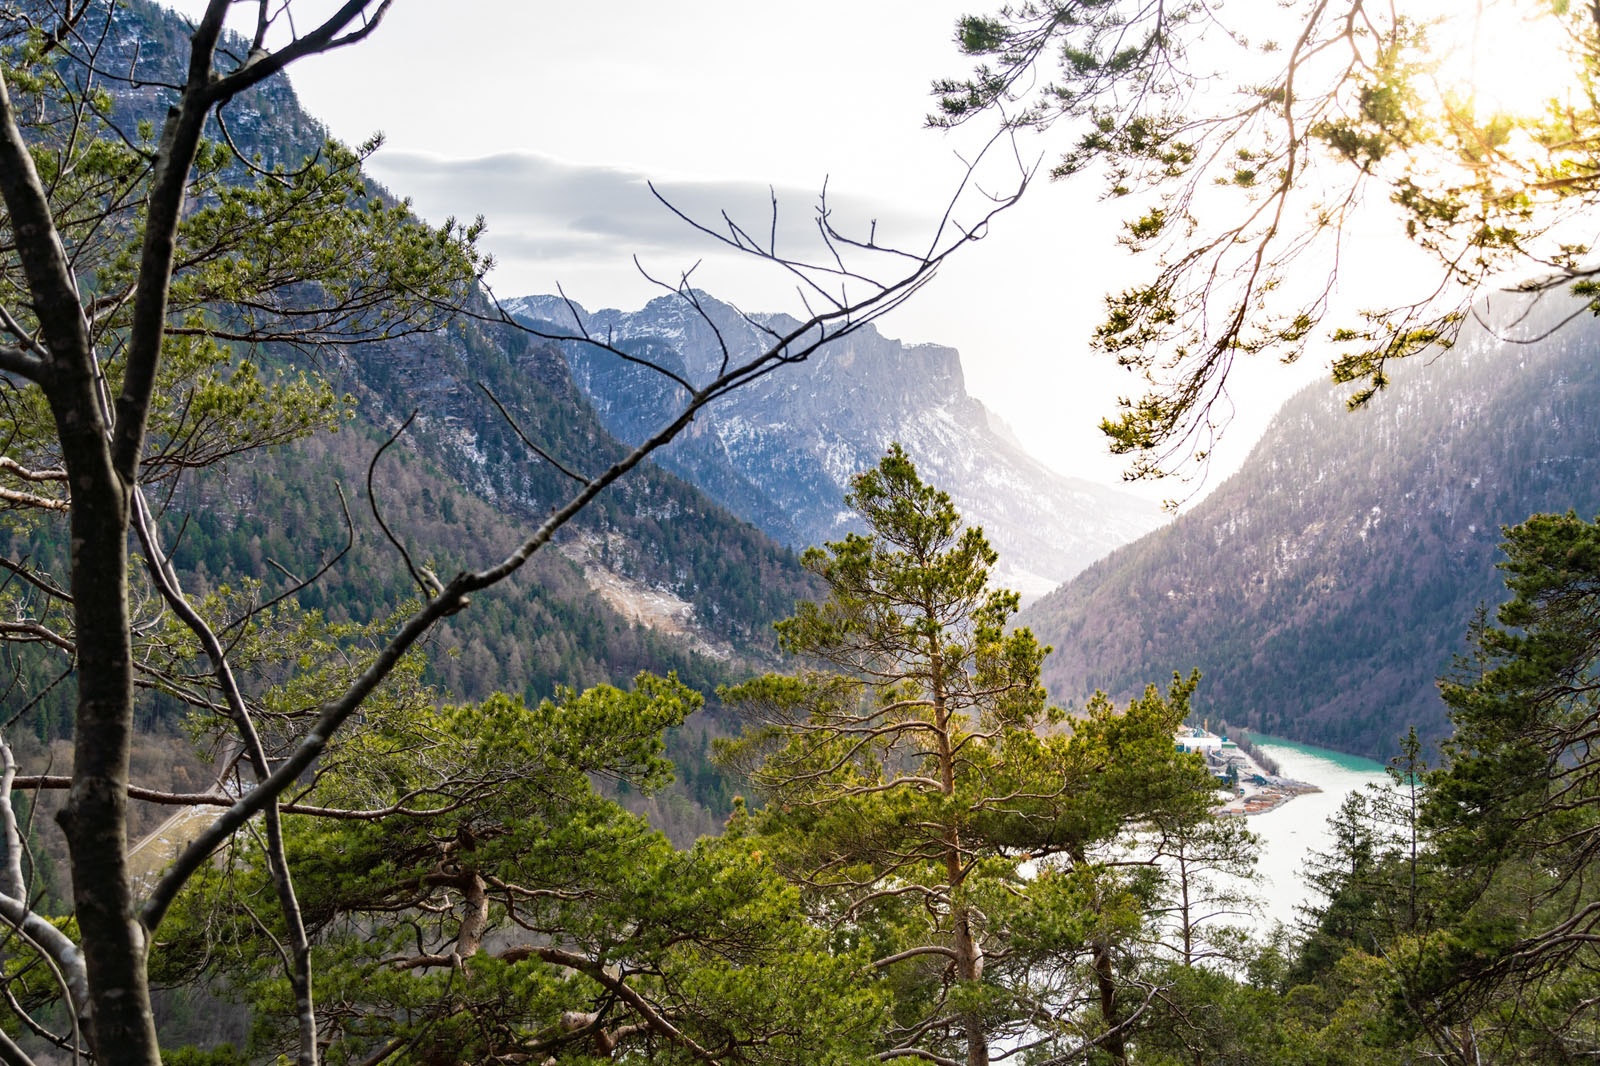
[1421,512,1600,1045]
[0,0,487,748]
[1253,518,1600,1064]
[934,0,1600,477]
[161,1047,247,1066]
[1122,961,1290,1065]
[1,35,484,491]
[155,676,886,1065]
[721,447,1228,1065]
[158,138,486,346]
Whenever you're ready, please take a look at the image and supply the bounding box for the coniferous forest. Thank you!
[1,2,1599,1065]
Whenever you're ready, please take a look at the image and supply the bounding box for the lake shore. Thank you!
[1175,726,1323,816]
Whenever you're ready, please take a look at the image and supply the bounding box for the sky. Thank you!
[164,0,1356,499]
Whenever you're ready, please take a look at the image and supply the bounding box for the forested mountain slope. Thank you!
[2,0,822,839]
[1021,300,1600,758]
[11,0,814,683]
[162,321,817,698]
[508,293,1159,597]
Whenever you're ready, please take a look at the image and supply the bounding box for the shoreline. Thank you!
[1213,777,1322,816]
[1175,725,1323,817]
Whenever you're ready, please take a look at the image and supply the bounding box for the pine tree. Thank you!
[720,446,1219,1066]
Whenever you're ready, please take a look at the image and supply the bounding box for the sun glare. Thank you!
[1424,0,1578,121]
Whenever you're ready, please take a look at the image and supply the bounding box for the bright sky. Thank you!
[162,0,1403,498]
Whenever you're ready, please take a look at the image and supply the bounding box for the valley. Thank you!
[4,1,1599,1063]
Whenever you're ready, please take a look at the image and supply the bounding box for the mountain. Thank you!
[180,315,818,687]
[1020,298,1600,759]
[6,0,818,694]
[4,0,835,840]
[505,293,1160,598]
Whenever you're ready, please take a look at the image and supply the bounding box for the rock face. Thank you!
[507,292,1160,598]
[1020,299,1600,758]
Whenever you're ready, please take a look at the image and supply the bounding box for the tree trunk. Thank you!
[48,380,161,1066]
[954,904,987,1066]
[1178,850,1195,968]
[1091,936,1127,1066]
[1,49,163,1064]
[931,646,988,1066]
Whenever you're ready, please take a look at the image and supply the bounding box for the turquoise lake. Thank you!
[1234,735,1390,931]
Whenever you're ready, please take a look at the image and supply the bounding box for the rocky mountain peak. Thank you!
[507,291,1160,598]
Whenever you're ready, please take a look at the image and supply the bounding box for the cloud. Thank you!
[364,150,950,294]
